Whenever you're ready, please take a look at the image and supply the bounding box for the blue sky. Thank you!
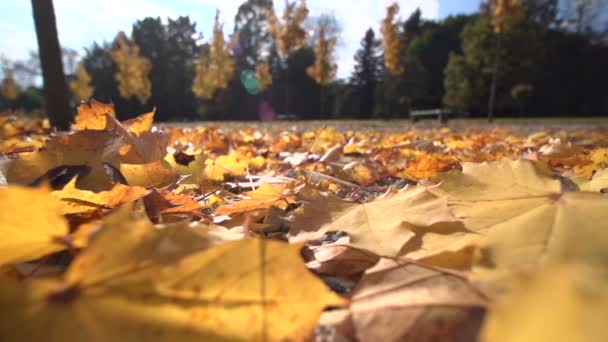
[0,0,480,79]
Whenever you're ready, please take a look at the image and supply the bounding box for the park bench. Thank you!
[410,109,451,124]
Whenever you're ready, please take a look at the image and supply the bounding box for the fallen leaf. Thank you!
[0,205,345,341]
[480,263,608,342]
[578,168,608,192]
[51,178,148,215]
[289,185,457,256]
[7,130,125,191]
[119,160,178,188]
[337,258,488,342]
[0,186,69,265]
[74,100,116,131]
[143,189,202,220]
[404,159,561,264]
[215,183,297,216]
[302,235,380,277]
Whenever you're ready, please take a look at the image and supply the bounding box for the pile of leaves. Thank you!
[1,101,607,341]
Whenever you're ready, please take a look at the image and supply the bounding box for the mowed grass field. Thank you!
[163,117,608,132]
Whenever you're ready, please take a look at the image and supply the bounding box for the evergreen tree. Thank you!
[350,28,382,118]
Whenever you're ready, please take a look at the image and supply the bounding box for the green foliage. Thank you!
[511,83,534,115]
[442,15,544,114]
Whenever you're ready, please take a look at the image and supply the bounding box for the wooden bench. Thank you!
[410,109,450,124]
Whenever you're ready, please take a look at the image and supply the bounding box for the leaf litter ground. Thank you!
[1,102,607,342]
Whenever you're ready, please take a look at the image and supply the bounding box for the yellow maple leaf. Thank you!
[481,263,608,342]
[215,183,297,216]
[51,177,149,215]
[74,100,116,131]
[0,186,69,265]
[0,205,344,341]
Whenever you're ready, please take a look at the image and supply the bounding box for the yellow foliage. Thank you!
[491,0,524,33]
[267,0,309,57]
[255,62,273,91]
[192,11,235,100]
[307,24,338,85]
[380,3,404,75]
[69,63,94,101]
[111,32,152,103]
[1,74,19,102]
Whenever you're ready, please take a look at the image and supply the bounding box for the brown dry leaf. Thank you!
[289,185,457,256]
[7,130,124,191]
[215,183,297,216]
[74,100,116,130]
[51,177,148,215]
[0,205,345,342]
[0,185,69,265]
[303,236,380,277]
[480,263,608,342]
[329,258,488,342]
[143,189,202,220]
[102,113,168,164]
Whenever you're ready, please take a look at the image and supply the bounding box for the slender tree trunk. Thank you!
[31,0,72,130]
[285,59,290,116]
[487,33,502,123]
[320,85,325,118]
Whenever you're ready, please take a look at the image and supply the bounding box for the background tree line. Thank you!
[1,0,608,124]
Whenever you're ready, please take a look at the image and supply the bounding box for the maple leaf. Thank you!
[143,189,202,220]
[289,185,457,256]
[74,100,116,130]
[203,152,250,182]
[163,151,206,185]
[402,159,608,282]
[321,258,488,342]
[0,185,69,265]
[480,263,608,342]
[578,168,608,192]
[119,160,178,188]
[51,177,149,215]
[215,183,297,216]
[0,205,344,341]
[7,129,124,191]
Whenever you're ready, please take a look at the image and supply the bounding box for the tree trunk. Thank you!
[31,0,72,130]
[487,32,502,123]
[320,85,325,118]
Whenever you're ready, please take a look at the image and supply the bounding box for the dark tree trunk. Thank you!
[31,0,72,130]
